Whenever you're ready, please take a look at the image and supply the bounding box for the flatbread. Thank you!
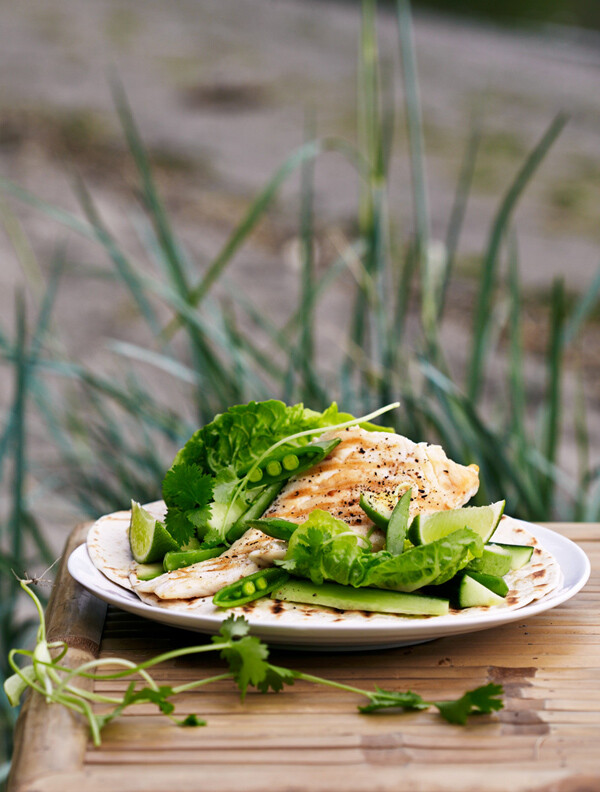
[86,502,561,624]
[87,500,165,590]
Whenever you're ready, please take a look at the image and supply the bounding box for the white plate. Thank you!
[68,520,590,651]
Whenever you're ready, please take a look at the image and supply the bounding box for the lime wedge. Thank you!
[129,501,178,563]
[408,501,505,546]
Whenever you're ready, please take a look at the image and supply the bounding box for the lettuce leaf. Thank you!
[163,400,380,546]
[278,510,483,593]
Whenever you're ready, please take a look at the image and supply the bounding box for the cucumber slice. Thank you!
[272,580,449,616]
[458,574,506,608]
[135,562,164,581]
[465,571,508,597]
[466,544,512,576]
[359,492,395,529]
[129,501,178,563]
[408,501,505,546]
[490,542,534,571]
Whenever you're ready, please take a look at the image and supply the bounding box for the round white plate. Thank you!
[68,520,590,651]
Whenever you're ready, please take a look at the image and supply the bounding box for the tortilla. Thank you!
[86,502,561,625]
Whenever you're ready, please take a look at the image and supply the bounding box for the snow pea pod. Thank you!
[245,438,341,489]
[212,568,290,608]
[386,488,412,556]
[226,482,284,544]
[163,546,225,572]
[247,517,298,541]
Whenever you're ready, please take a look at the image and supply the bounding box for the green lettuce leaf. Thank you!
[278,510,483,592]
[363,529,483,591]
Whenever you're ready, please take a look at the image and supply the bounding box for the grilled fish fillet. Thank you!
[263,427,479,544]
[134,529,286,600]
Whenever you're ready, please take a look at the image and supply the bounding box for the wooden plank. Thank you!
[20,763,586,792]
[8,522,107,792]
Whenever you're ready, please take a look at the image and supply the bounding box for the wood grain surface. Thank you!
[8,523,600,792]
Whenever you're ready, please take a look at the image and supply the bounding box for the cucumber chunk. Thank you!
[408,501,505,546]
[490,542,534,570]
[272,580,449,616]
[466,544,512,576]
[465,571,508,597]
[135,562,164,581]
[458,575,506,608]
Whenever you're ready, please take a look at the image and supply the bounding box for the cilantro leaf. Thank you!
[215,615,251,642]
[358,686,430,713]
[164,506,196,547]
[176,713,206,727]
[96,683,177,730]
[213,616,295,697]
[256,663,298,694]
[434,683,504,725]
[218,635,270,698]
[162,463,213,512]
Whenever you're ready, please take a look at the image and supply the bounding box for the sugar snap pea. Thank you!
[386,487,412,555]
[247,517,298,541]
[226,482,284,544]
[212,568,290,608]
[245,438,341,489]
[163,546,225,572]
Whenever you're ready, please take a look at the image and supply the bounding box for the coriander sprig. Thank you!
[5,580,503,745]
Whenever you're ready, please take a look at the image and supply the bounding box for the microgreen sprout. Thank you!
[4,578,503,746]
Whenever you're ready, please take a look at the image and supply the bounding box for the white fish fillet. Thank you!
[264,427,479,542]
[134,529,286,600]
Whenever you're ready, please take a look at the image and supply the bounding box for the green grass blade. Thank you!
[10,292,28,562]
[298,113,318,403]
[562,264,600,346]
[441,114,482,318]
[539,278,566,513]
[0,177,93,239]
[573,368,590,521]
[111,78,190,300]
[163,139,325,340]
[74,176,162,336]
[396,0,433,346]
[468,112,567,402]
[162,136,367,341]
[108,340,202,385]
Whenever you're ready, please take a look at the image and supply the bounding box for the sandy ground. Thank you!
[0,0,599,542]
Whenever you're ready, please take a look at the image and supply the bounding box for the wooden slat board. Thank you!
[9,523,600,792]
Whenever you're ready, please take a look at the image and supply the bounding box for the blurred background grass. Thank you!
[1,0,599,782]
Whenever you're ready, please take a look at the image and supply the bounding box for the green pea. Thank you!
[266,460,282,477]
[282,454,299,471]
[248,467,263,483]
[256,576,268,591]
[242,580,256,596]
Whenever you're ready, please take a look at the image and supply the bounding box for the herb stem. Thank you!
[172,672,233,695]
[292,671,371,699]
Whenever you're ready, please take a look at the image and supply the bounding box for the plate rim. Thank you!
[68,518,590,646]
